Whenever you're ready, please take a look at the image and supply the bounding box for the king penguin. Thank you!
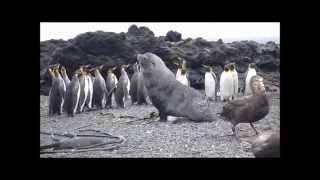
[92,65,108,109]
[83,65,93,109]
[219,64,234,102]
[175,58,189,86]
[77,66,89,113]
[203,65,217,101]
[129,63,139,105]
[245,63,257,96]
[64,69,81,117]
[105,66,118,108]
[60,66,70,87]
[228,63,239,99]
[48,65,66,116]
[115,65,130,108]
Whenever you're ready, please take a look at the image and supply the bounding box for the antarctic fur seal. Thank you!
[137,52,217,122]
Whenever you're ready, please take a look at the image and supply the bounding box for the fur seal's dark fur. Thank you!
[137,52,217,122]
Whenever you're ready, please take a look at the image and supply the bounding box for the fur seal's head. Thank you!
[249,63,256,69]
[137,53,170,80]
[250,75,266,95]
[137,53,156,73]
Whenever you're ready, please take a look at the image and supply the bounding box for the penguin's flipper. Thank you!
[211,72,217,79]
[244,69,248,93]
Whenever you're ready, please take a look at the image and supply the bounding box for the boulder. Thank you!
[165,30,182,42]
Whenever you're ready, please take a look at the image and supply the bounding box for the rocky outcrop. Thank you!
[40,24,280,95]
[165,31,182,42]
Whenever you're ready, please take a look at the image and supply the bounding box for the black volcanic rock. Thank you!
[128,24,155,37]
[165,31,182,42]
[40,26,280,95]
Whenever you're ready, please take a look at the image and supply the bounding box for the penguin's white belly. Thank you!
[176,69,181,79]
[126,78,130,95]
[80,76,89,111]
[84,76,89,96]
[205,73,215,98]
[62,80,66,92]
[87,76,93,107]
[113,75,118,88]
[169,71,187,120]
[177,74,188,86]
[74,83,81,113]
[245,69,257,95]
[232,71,238,95]
[61,80,66,112]
[220,73,233,99]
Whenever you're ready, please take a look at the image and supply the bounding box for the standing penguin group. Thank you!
[47,61,150,117]
[204,62,255,102]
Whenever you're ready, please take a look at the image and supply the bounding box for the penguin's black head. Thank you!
[224,65,229,72]
[229,63,235,71]
[60,66,67,75]
[181,61,187,75]
[108,66,117,74]
[82,64,92,73]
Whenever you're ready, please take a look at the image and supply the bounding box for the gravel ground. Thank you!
[40,92,280,158]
